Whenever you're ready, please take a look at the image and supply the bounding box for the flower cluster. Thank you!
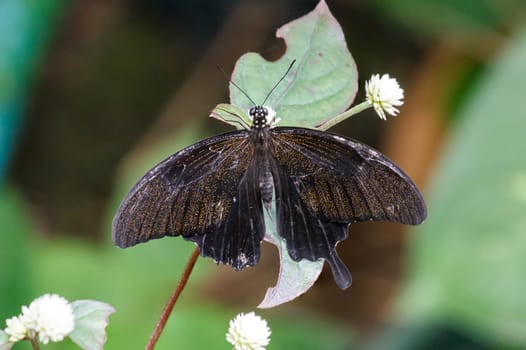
[4,294,75,345]
[365,73,404,120]
[226,312,271,350]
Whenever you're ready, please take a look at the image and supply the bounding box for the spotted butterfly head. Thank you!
[249,106,278,129]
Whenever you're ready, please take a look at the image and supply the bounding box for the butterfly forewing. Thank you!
[269,127,427,225]
[112,130,267,269]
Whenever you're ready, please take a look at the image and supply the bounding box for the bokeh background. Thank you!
[2,0,526,349]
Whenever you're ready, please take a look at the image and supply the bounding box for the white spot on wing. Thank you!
[237,253,249,266]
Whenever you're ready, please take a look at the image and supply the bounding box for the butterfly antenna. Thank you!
[216,65,258,106]
[261,59,296,106]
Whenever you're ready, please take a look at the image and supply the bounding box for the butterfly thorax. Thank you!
[249,106,271,145]
[249,105,274,212]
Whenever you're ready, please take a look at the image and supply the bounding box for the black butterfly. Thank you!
[112,102,427,289]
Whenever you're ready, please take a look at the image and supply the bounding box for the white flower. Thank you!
[22,294,75,344]
[5,315,28,342]
[365,73,404,120]
[226,312,271,350]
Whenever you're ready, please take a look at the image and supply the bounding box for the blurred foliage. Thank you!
[0,0,65,182]
[365,323,491,350]
[396,24,526,348]
[0,188,32,321]
[369,0,526,41]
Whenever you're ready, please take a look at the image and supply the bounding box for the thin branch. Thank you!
[145,247,200,350]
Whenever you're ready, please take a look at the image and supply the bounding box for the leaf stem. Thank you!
[29,337,40,350]
[145,247,200,350]
[316,101,371,130]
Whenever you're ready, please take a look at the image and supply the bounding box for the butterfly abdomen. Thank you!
[259,157,274,214]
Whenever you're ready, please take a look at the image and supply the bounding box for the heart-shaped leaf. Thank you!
[230,0,357,128]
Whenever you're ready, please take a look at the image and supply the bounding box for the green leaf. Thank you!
[0,330,13,350]
[230,0,357,128]
[209,103,251,130]
[258,207,323,308]
[396,25,526,346]
[69,300,115,350]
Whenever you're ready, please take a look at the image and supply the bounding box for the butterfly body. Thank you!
[248,106,275,212]
[113,106,426,289]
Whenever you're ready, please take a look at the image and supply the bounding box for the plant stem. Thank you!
[145,247,200,350]
[29,337,40,350]
[316,101,371,130]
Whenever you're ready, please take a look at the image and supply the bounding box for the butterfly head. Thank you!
[249,105,278,130]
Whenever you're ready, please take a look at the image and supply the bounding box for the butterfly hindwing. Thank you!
[112,130,266,268]
[270,127,427,225]
[185,152,266,269]
[271,158,352,289]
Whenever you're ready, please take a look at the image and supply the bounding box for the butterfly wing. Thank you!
[270,159,352,289]
[185,150,266,269]
[269,127,427,288]
[270,127,427,224]
[112,130,265,269]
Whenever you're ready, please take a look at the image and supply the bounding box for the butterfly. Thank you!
[112,61,427,289]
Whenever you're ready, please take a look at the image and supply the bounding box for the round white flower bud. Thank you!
[365,73,404,120]
[5,315,28,342]
[226,312,271,350]
[22,294,75,344]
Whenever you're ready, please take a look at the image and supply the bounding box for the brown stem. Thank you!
[145,247,200,350]
[29,337,41,350]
